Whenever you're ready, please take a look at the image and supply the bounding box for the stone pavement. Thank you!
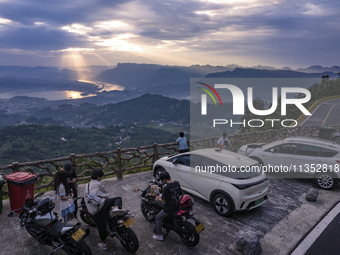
[0,171,339,255]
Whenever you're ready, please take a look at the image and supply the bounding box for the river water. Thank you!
[0,80,125,100]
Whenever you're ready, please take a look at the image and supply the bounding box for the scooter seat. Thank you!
[49,220,64,234]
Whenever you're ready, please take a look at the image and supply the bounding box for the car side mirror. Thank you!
[173,159,178,165]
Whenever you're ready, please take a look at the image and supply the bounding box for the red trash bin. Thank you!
[5,172,38,213]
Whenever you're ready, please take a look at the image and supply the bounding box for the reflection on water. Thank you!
[0,80,124,100]
[78,80,124,92]
[66,91,97,99]
[0,90,97,100]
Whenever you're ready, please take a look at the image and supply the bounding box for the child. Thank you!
[54,170,76,223]
[176,132,189,153]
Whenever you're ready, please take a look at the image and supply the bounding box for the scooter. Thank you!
[134,180,204,246]
[8,192,92,255]
[78,197,139,253]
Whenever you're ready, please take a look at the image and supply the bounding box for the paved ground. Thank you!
[1,171,340,255]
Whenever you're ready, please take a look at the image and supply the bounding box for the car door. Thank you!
[190,157,223,200]
[294,144,321,177]
[264,143,298,168]
[169,154,193,190]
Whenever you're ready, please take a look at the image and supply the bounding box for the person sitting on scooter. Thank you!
[84,169,126,251]
[153,171,183,241]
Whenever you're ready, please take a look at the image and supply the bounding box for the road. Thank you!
[301,98,340,126]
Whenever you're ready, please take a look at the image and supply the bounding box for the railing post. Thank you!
[12,162,19,173]
[211,137,215,148]
[117,148,122,181]
[153,143,159,163]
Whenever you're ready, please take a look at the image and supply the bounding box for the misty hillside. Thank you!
[32,94,190,127]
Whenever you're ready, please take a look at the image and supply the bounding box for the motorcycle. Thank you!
[134,180,204,247]
[7,192,92,255]
[79,197,96,227]
[78,197,139,253]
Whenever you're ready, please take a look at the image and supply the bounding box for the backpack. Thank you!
[86,182,102,208]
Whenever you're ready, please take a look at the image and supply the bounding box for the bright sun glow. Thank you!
[95,34,142,52]
[0,17,12,24]
[94,20,128,29]
[62,24,92,35]
[58,48,95,52]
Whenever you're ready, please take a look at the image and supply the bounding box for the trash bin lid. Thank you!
[5,172,37,185]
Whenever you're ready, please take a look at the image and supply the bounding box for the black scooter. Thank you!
[134,180,204,246]
[78,197,139,253]
[8,192,91,255]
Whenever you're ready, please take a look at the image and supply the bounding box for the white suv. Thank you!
[238,137,340,190]
[153,148,268,217]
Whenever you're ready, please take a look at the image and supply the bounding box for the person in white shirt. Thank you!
[84,169,126,251]
[217,133,230,150]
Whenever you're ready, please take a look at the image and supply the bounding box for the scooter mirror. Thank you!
[7,211,14,217]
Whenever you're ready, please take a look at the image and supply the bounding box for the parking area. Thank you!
[1,171,339,255]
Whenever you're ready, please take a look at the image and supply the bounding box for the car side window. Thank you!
[178,155,190,166]
[200,157,217,168]
[189,155,201,168]
[267,143,297,154]
[320,148,338,157]
[296,145,320,156]
[200,157,233,177]
[167,155,181,162]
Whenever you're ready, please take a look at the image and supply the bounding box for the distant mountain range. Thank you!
[92,63,339,89]
[204,68,338,78]
[0,64,338,83]
[92,63,231,88]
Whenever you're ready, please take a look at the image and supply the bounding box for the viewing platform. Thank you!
[1,171,339,255]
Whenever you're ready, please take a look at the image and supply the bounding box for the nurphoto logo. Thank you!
[198,82,312,128]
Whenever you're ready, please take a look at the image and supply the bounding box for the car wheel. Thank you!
[212,193,233,217]
[154,168,165,182]
[315,173,336,190]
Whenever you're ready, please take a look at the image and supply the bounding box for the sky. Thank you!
[0,0,339,69]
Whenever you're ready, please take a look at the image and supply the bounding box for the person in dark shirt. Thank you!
[153,171,183,241]
[62,163,78,218]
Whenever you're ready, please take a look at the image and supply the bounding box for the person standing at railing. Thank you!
[217,133,230,150]
[176,132,189,153]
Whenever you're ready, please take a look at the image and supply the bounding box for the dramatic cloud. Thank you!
[0,0,339,68]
